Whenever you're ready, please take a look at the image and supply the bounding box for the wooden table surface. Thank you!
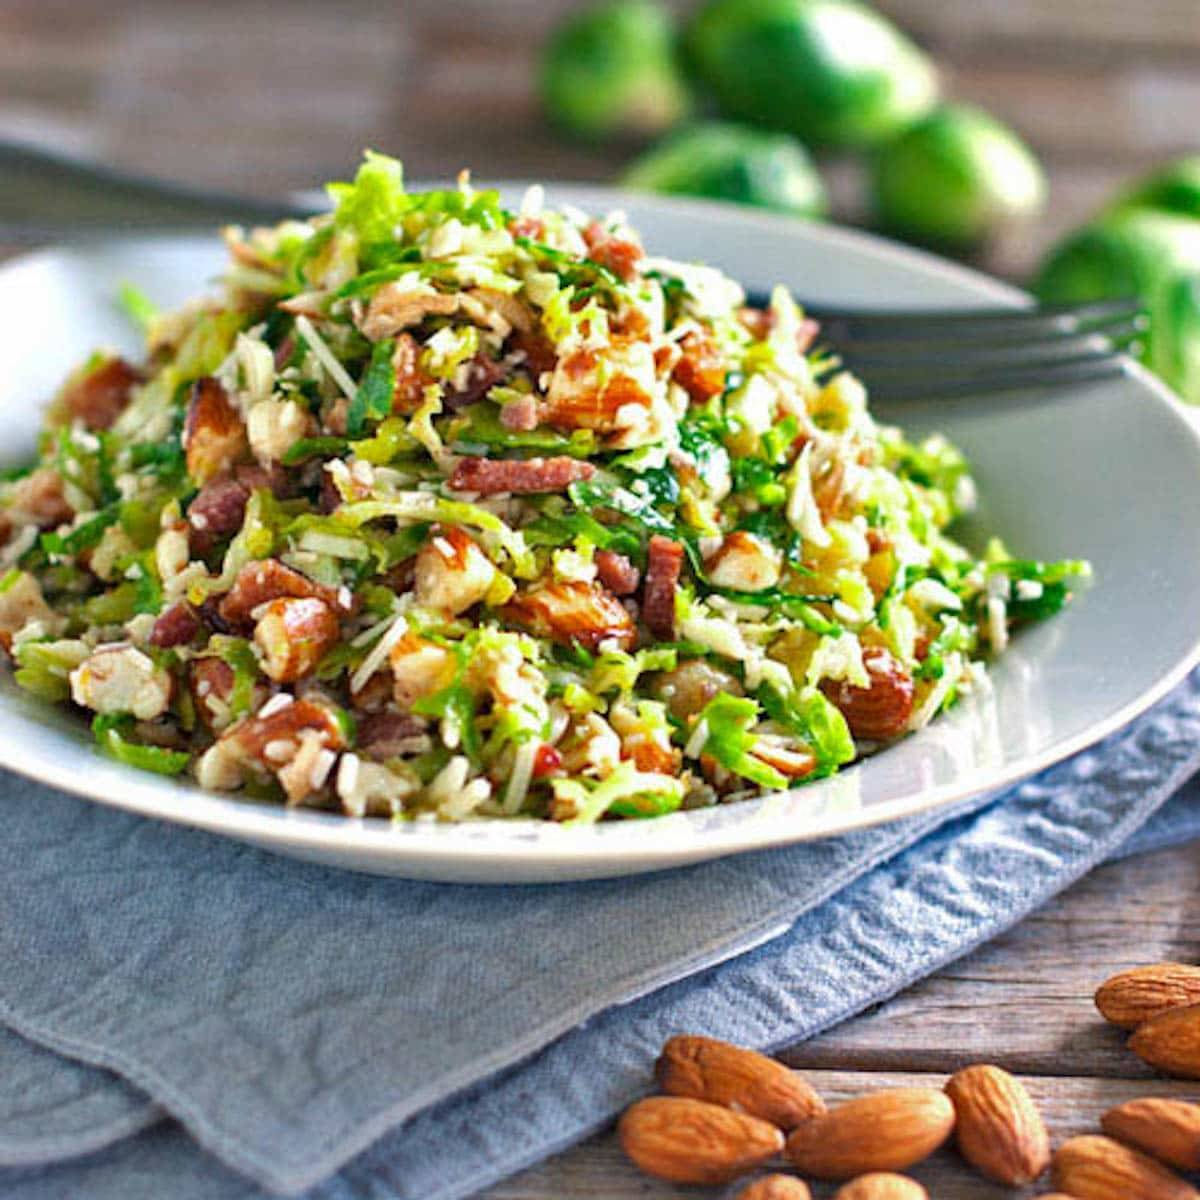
[3,2,1200,1196]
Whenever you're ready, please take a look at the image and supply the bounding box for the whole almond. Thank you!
[1128,1003,1200,1078]
[1052,1134,1200,1200]
[833,1173,928,1199]
[657,1035,825,1129]
[1102,1097,1200,1171]
[784,1088,954,1180]
[618,1095,784,1185]
[944,1063,1049,1185]
[1095,963,1200,1029]
[734,1174,812,1200]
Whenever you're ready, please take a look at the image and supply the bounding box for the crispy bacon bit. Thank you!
[532,743,563,778]
[737,306,819,353]
[595,549,640,596]
[503,580,636,653]
[865,528,891,554]
[392,333,432,414]
[445,352,506,410]
[148,603,201,648]
[187,474,250,556]
[582,221,644,282]
[217,558,349,630]
[510,328,558,378]
[357,712,428,760]
[360,286,459,341]
[59,357,141,431]
[820,647,914,741]
[184,377,248,485]
[642,535,684,641]
[672,330,727,403]
[447,455,595,496]
[499,394,540,433]
[508,215,546,241]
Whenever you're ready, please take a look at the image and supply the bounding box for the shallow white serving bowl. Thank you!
[1,186,1199,882]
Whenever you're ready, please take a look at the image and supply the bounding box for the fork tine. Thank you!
[855,350,1133,402]
[834,316,1146,367]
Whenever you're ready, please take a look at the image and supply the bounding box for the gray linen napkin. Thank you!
[2,667,1200,1199]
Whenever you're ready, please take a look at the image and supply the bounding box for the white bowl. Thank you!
[2,187,1198,882]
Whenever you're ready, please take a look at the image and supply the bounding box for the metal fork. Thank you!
[3,141,1147,402]
[747,292,1147,402]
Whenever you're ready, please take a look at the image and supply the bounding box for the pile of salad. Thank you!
[0,153,1088,822]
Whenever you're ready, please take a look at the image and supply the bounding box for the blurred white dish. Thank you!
[1,187,1198,882]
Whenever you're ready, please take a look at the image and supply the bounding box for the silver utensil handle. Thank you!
[0,140,313,240]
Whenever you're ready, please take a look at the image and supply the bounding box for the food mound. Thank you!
[0,153,1087,822]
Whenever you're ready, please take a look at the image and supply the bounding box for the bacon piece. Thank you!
[510,328,558,379]
[445,352,506,410]
[508,215,546,241]
[672,330,727,403]
[583,221,644,282]
[499,394,539,433]
[356,712,428,761]
[503,580,635,653]
[595,550,640,596]
[642,535,684,641]
[737,306,820,353]
[217,558,350,630]
[60,357,141,431]
[148,603,201,648]
[184,377,248,485]
[447,455,595,496]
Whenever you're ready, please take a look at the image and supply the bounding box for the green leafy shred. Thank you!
[346,338,395,437]
[92,715,190,776]
[696,693,788,790]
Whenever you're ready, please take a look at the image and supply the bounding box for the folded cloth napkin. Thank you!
[2,667,1200,1200]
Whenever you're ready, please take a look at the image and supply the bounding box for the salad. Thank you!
[0,154,1088,822]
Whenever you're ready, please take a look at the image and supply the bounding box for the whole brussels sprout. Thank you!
[1036,210,1200,403]
[1111,155,1200,221]
[622,122,827,217]
[539,1,692,143]
[871,105,1046,247]
[684,0,938,149]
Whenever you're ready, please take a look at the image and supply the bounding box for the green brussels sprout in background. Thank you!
[539,1,692,143]
[1110,155,1200,221]
[871,104,1046,248]
[622,122,827,217]
[684,0,939,149]
[1035,210,1200,403]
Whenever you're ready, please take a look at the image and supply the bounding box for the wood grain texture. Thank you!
[481,845,1200,1198]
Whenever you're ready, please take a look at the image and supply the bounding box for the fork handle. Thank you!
[0,140,313,241]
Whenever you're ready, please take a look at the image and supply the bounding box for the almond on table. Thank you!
[1095,963,1200,1029]
[944,1063,1050,1186]
[1052,1134,1200,1200]
[1101,1097,1200,1171]
[1127,1003,1200,1078]
[617,1095,784,1185]
[783,1088,955,1180]
[832,1173,928,1199]
[656,1035,824,1129]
